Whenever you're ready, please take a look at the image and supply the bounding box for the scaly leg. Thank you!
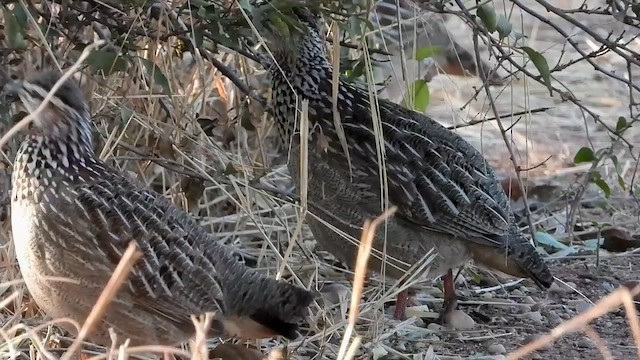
[438,269,459,324]
[393,289,409,320]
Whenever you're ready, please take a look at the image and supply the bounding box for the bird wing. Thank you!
[319,82,513,247]
[59,165,229,325]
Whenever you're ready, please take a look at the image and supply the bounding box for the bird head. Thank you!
[250,2,325,63]
[4,70,89,135]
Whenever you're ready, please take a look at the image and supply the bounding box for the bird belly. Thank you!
[11,203,82,318]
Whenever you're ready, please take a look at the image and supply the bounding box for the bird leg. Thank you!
[393,289,409,320]
[438,268,459,324]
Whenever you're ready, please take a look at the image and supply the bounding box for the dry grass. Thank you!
[1,0,639,359]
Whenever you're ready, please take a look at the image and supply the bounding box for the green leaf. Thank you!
[86,50,128,74]
[522,46,552,95]
[593,178,611,198]
[616,116,629,133]
[496,15,512,39]
[137,58,171,95]
[477,5,497,33]
[618,175,626,190]
[574,147,595,163]
[3,7,26,49]
[11,3,28,28]
[405,80,430,113]
[512,31,525,44]
[415,46,441,62]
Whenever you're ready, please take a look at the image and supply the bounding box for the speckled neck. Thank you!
[268,24,333,146]
[12,107,97,203]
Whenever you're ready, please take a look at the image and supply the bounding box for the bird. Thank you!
[6,69,313,346]
[252,4,553,321]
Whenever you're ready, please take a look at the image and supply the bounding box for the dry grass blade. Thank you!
[506,284,640,359]
[62,241,143,360]
[337,206,398,360]
[0,40,107,150]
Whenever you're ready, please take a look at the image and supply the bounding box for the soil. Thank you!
[380,256,640,359]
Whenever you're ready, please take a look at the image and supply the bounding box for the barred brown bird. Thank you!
[6,70,312,346]
[253,4,553,321]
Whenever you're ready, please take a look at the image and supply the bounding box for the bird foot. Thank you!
[437,295,459,325]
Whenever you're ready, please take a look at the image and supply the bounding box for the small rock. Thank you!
[446,310,476,330]
[522,334,552,350]
[602,282,615,292]
[531,302,542,312]
[415,342,427,350]
[577,337,594,348]
[487,343,506,355]
[523,296,537,305]
[549,282,575,294]
[521,286,535,294]
[575,301,592,313]
[413,318,425,327]
[480,292,494,299]
[427,322,443,332]
[511,289,524,296]
[521,311,543,325]
[427,287,444,297]
[516,305,532,314]
[546,311,562,327]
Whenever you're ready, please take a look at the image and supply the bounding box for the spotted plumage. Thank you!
[254,5,553,320]
[7,70,312,345]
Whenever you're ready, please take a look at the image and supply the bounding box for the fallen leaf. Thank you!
[600,227,640,252]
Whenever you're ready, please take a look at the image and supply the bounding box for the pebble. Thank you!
[447,310,476,330]
[415,342,427,350]
[516,305,532,314]
[520,311,543,325]
[480,292,494,299]
[523,296,537,305]
[577,336,594,348]
[549,281,576,295]
[611,350,623,357]
[522,334,552,350]
[427,322,443,332]
[511,289,524,296]
[546,311,562,327]
[487,343,506,355]
[575,301,592,313]
[427,287,444,297]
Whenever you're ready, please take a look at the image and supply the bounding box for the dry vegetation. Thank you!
[1,0,640,359]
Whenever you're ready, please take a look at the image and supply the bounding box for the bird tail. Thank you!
[217,259,313,340]
[468,227,554,289]
[507,230,554,289]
